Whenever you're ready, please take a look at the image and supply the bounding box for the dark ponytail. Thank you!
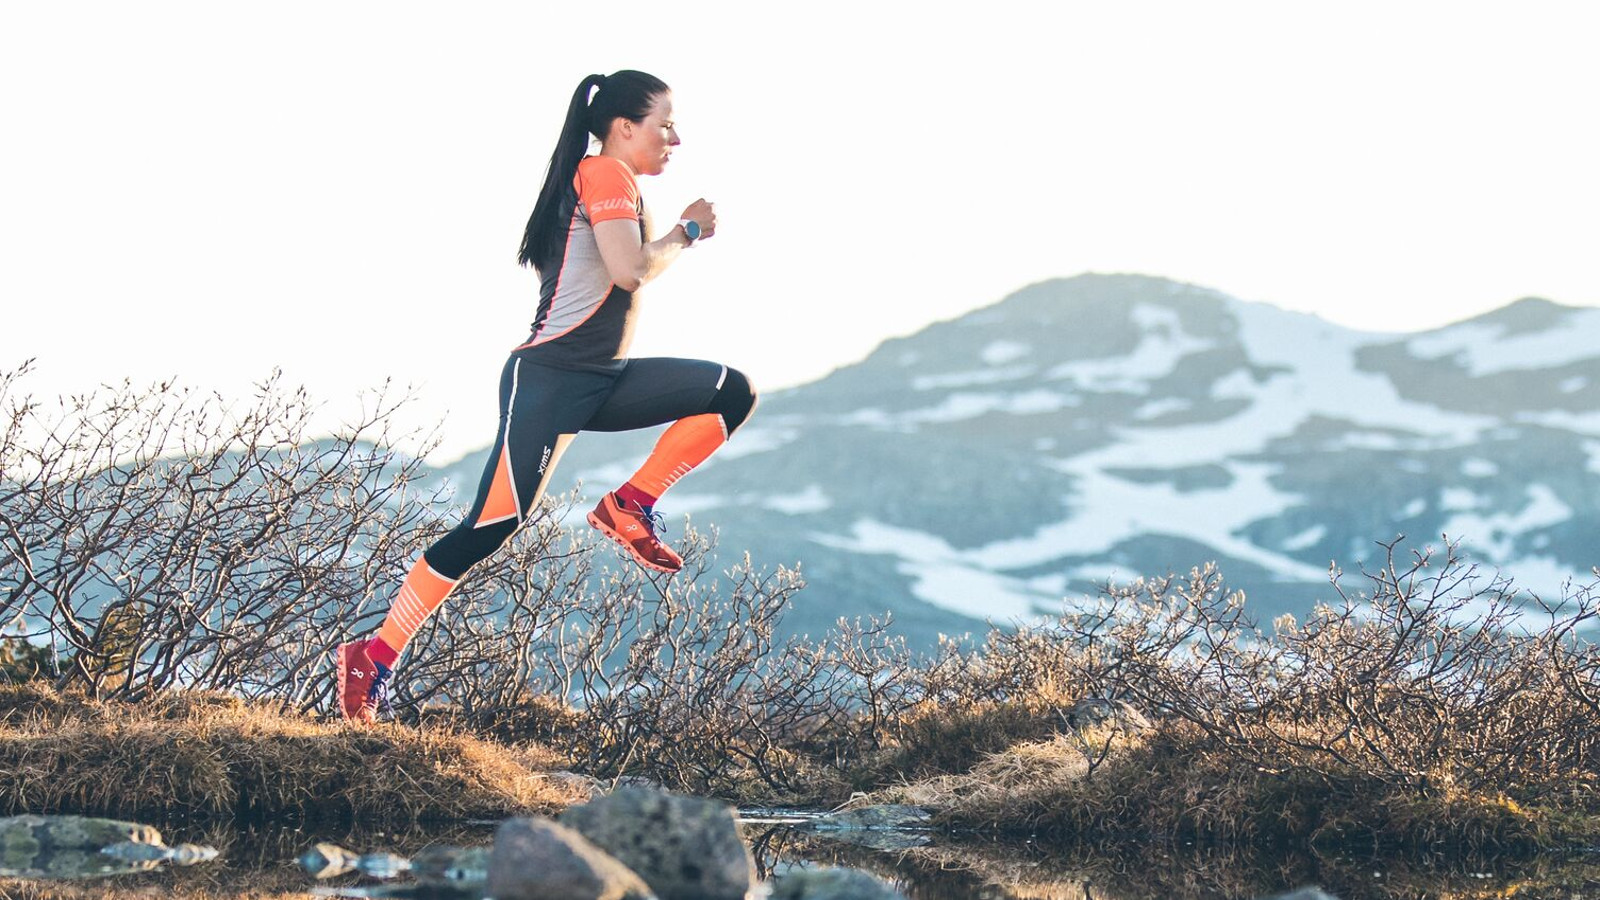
[518,69,671,269]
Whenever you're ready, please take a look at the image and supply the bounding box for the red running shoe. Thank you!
[587,492,683,574]
[335,640,388,723]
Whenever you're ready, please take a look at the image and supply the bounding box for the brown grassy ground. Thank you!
[868,721,1600,857]
[0,683,588,825]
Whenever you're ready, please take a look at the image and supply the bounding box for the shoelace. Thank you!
[368,663,392,710]
[642,508,668,538]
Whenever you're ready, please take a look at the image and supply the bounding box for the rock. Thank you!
[769,866,908,900]
[1060,698,1151,732]
[0,815,163,851]
[546,769,607,796]
[1,816,171,880]
[559,785,756,900]
[0,845,161,880]
[489,817,655,900]
[299,842,359,879]
[162,843,220,865]
[98,841,174,862]
[410,844,490,887]
[1255,889,1341,900]
[608,775,662,791]
[349,850,411,880]
[100,841,216,867]
[808,805,931,831]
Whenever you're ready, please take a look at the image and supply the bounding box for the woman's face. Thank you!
[609,92,680,176]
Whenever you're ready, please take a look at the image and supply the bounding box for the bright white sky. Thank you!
[3,2,1597,462]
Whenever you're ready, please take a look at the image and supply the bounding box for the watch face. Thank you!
[684,220,701,241]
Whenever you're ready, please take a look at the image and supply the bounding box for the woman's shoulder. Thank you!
[577,154,636,182]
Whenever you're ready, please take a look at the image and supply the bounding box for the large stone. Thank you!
[489,817,656,900]
[1060,698,1152,732]
[769,866,908,900]
[559,785,757,900]
[1255,889,1341,900]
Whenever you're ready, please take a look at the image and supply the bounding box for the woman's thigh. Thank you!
[461,359,618,524]
[582,357,730,433]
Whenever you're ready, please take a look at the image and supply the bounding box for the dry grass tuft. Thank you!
[0,683,586,824]
[869,720,1598,857]
[873,692,1077,782]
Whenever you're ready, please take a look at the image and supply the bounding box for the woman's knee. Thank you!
[712,366,758,433]
[425,518,517,580]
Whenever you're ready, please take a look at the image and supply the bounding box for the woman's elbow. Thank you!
[606,261,646,292]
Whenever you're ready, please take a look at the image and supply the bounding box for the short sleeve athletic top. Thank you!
[514,155,648,372]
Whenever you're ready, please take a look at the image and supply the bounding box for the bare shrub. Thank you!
[922,541,1600,800]
[0,365,441,703]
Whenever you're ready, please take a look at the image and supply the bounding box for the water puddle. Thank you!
[2,812,1596,899]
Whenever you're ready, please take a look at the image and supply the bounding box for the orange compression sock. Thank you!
[372,557,459,666]
[620,413,729,505]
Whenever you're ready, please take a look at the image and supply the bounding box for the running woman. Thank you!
[335,70,757,722]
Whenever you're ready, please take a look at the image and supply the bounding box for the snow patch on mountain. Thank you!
[1440,484,1572,563]
[720,426,799,459]
[912,364,1035,391]
[972,461,1326,582]
[1407,307,1600,376]
[1501,557,1598,597]
[1209,299,1497,453]
[763,485,831,514]
[1338,432,1406,451]
[899,389,1076,424]
[1046,304,1212,392]
[1513,409,1600,437]
[1133,398,1194,421]
[981,340,1033,366]
[811,521,1048,620]
[1282,525,1327,552]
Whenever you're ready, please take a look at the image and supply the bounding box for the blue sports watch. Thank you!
[678,218,701,243]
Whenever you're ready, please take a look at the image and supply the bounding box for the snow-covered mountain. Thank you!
[431,274,1600,646]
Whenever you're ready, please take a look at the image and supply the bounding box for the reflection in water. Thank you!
[4,814,1600,900]
[749,823,1600,900]
[0,815,218,882]
[0,819,498,900]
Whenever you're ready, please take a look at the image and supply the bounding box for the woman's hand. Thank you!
[681,198,717,238]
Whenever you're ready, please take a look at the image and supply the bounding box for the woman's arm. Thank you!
[593,199,716,292]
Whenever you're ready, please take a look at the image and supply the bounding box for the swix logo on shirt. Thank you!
[537,446,553,475]
[587,197,636,216]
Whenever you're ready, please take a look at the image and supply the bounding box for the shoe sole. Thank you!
[587,511,681,575]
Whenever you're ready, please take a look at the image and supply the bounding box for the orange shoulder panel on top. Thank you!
[575,156,640,224]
